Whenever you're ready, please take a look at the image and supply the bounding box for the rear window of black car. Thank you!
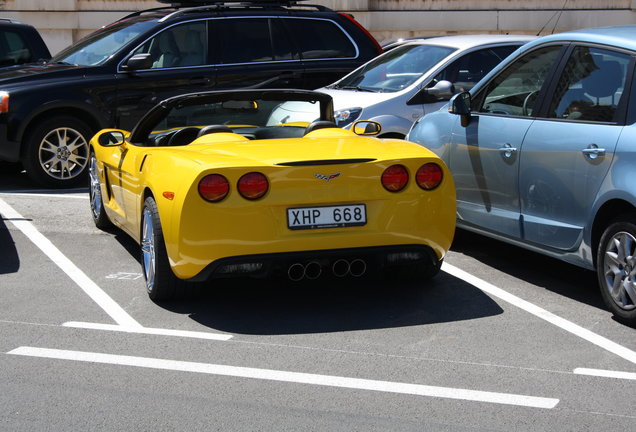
[216,18,296,64]
[0,30,32,66]
[283,18,357,59]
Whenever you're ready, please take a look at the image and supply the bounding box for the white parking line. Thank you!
[63,321,232,341]
[442,263,636,365]
[8,346,560,409]
[0,197,141,329]
[0,197,231,340]
[573,368,636,381]
[0,192,88,199]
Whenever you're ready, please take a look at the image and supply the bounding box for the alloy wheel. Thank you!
[38,126,89,180]
[141,208,156,291]
[88,155,102,219]
[602,230,636,311]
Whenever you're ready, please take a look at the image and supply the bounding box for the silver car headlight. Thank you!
[334,107,362,128]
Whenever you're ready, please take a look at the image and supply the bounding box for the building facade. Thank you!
[2,0,636,54]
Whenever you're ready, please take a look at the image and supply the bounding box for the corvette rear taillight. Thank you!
[199,174,229,202]
[238,172,268,200]
[416,163,443,190]
[381,164,409,192]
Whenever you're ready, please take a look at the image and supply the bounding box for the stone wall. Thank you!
[1,0,635,54]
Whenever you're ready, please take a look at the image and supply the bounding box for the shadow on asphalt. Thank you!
[157,273,504,335]
[0,167,88,194]
[450,229,604,310]
[0,216,20,274]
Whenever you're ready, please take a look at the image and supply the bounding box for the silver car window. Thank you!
[547,46,631,122]
[480,45,562,117]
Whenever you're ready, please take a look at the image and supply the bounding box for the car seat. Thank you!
[180,30,204,66]
[152,31,181,68]
[304,120,337,135]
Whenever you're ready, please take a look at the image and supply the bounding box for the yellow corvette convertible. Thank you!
[89,90,456,300]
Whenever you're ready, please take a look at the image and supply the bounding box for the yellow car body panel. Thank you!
[92,127,455,280]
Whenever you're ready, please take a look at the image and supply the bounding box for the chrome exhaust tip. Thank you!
[332,259,350,277]
[288,263,305,281]
[304,261,322,280]
[349,259,367,277]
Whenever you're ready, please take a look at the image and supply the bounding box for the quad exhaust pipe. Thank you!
[287,258,367,281]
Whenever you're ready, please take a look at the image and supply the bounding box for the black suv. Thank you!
[0,19,51,68]
[0,0,381,187]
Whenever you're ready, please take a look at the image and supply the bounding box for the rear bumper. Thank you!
[187,244,438,282]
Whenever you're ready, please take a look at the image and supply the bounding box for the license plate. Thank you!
[287,204,366,230]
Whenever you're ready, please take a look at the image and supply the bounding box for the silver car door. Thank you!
[519,46,631,250]
[450,45,563,238]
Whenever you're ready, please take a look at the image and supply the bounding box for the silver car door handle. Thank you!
[498,144,518,158]
[582,147,606,158]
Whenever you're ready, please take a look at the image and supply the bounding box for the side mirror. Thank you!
[121,53,153,72]
[97,130,126,147]
[449,91,472,127]
[407,80,455,105]
[352,120,381,136]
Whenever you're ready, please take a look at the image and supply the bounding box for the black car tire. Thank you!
[88,150,112,230]
[596,214,636,326]
[141,196,184,301]
[22,116,93,188]
[389,258,443,281]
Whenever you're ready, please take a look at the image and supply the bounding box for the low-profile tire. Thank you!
[88,151,112,230]
[597,214,636,326]
[141,196,183,301]
[22,116,92,188]
[391,258,443,281]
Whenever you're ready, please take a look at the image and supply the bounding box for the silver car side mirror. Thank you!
[449,91,472,127]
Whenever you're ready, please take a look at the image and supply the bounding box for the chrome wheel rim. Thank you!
[88,155,102,219]
[602,231,636,311]
[141,208,156,291]
[38,126,89,180]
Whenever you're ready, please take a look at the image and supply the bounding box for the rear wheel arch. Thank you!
[591,199,636,266]
[18,106,103,150]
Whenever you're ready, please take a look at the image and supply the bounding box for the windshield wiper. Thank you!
[331,84,377,92]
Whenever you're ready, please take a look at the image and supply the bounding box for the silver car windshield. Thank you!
[51,19,156,66]
[332,43,456,92]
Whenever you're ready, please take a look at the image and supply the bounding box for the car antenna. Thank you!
[536,0,568,36]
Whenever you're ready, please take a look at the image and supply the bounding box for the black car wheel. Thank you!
[597,215,636,326]
[23,116,92,188]
[141,196,183,301]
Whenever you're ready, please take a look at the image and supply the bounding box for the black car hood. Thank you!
[0,62,91,87]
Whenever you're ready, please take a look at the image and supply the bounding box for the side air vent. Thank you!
[276,158,376,166]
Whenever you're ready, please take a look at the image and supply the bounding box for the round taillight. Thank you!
[416,163,443,190]
[381,164,409,192]
[199,174,229,202]
[238,172,269,200]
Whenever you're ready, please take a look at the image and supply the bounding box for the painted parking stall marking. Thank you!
[8,346,560,409]
[574,368,636,381]
[442,262,636,365]
[0,197,231,341]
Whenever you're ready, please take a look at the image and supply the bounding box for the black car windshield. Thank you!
[333,43,456,92]
[51,19,156,66]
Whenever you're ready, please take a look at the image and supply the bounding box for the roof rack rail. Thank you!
[157,1,329,22]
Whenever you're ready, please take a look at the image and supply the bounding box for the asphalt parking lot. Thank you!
[0,170,634,431]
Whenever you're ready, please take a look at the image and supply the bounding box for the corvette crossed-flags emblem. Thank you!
[314,172,341,182]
